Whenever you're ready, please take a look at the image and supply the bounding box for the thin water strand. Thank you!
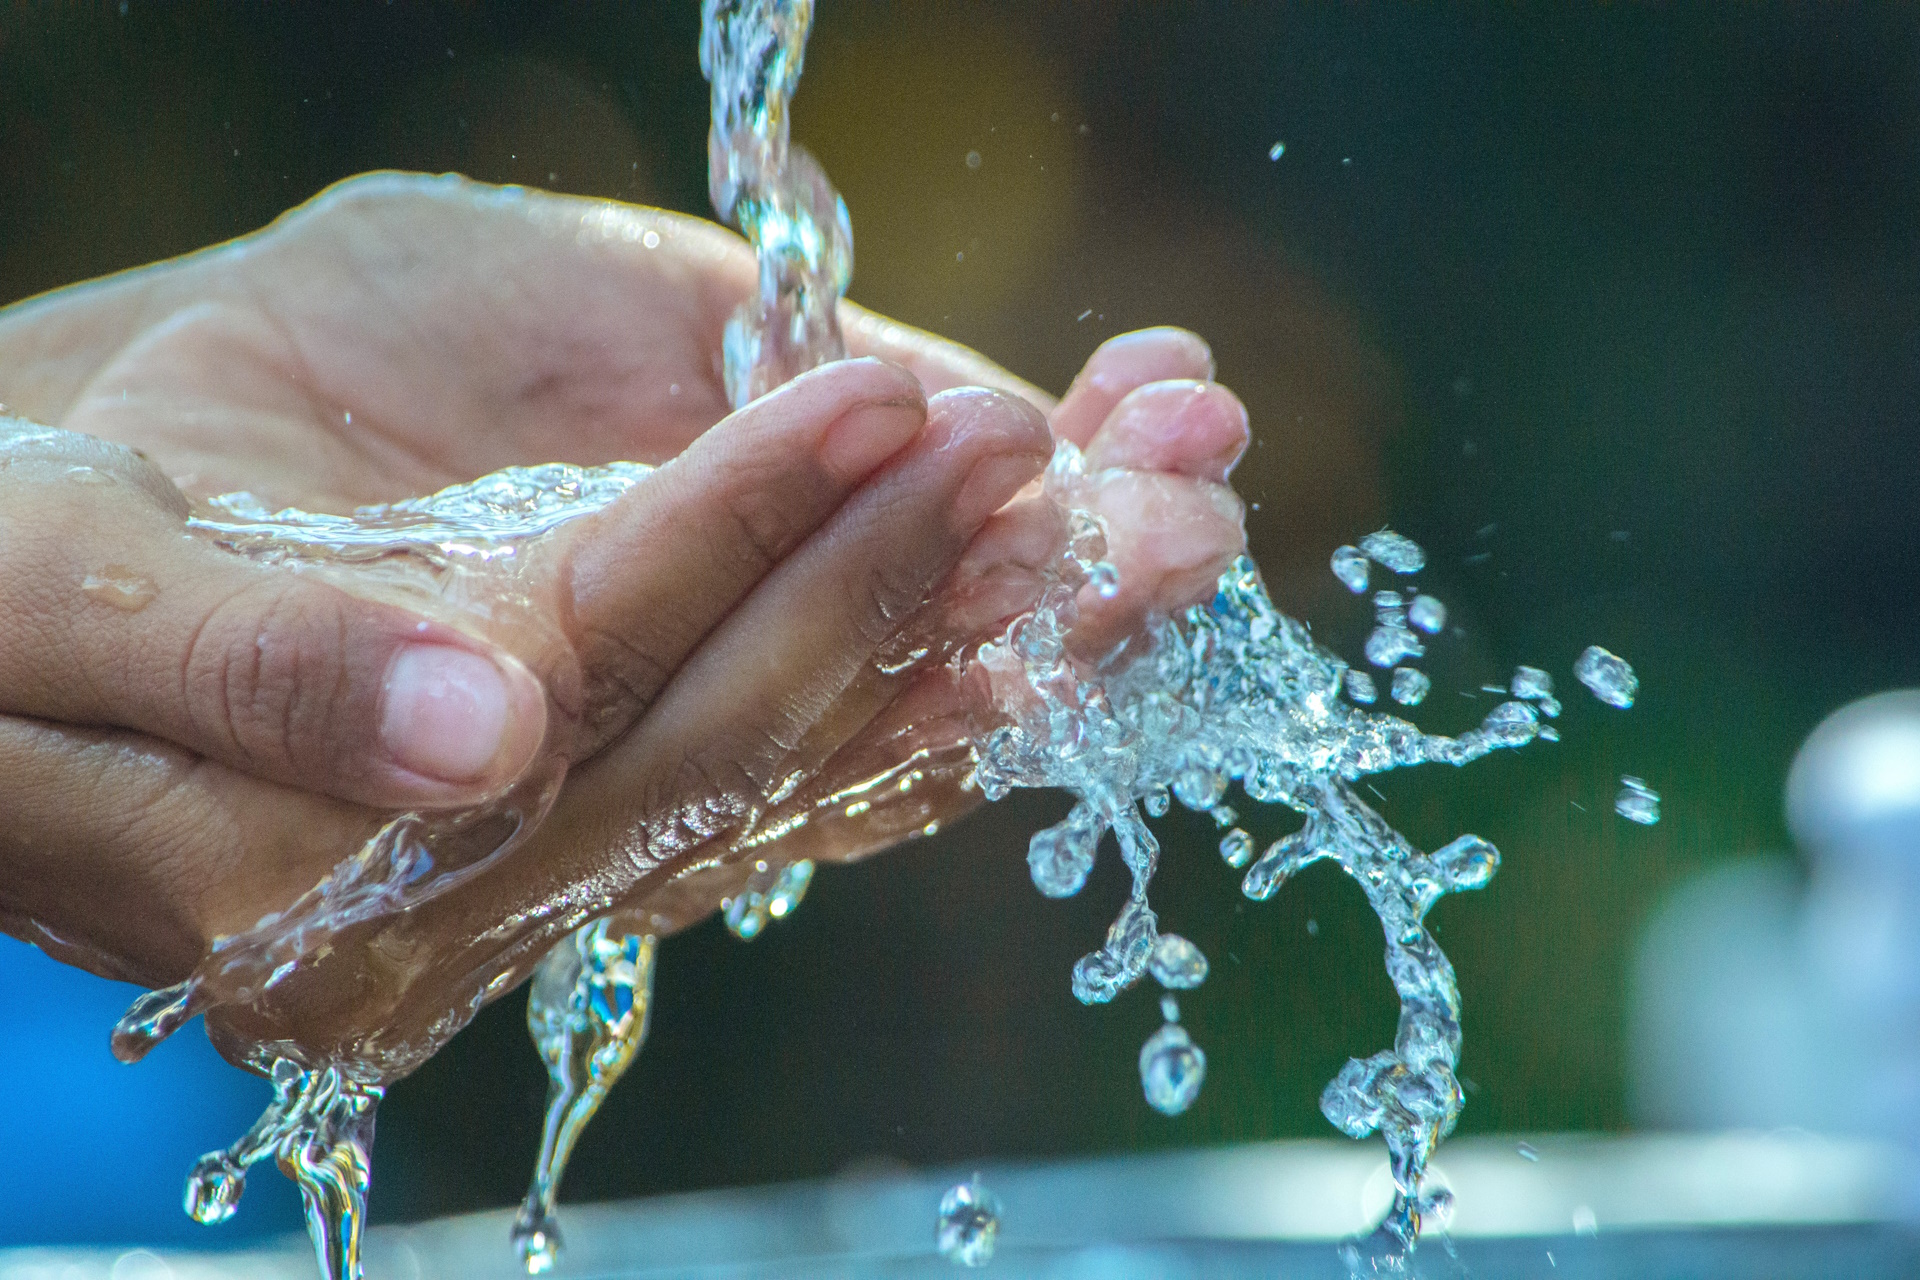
[702,0,851,408]
[184,1059,382,1280]
[512,922,659,1274]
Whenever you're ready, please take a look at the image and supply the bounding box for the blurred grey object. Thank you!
[1632,691,1920,1201]
[1,1132,1909,1279]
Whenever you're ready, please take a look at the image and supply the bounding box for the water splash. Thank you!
[971,507,1575,1251]
[184,1058,381,1280]
[512,921,658,1274]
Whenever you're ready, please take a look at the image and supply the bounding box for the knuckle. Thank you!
[854,556,933,649]
[715,467,803,574]
[182,580,352,779]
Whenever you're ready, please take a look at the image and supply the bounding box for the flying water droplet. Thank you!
[1510,666,1553,700]
[1390,668,1431,706]
[1359,529,1426,574]
[1408,594,1446,634]
[1365,623,1424,668]
[1574,645,1638,708]
[1139,1021,1206,1115]
[1149,933,1209,988]
[1218,827,1256,868]
[1028,809,1099,898]
[1615,776,1660,825]
[1268,140,1286,160]
[936,1177,1001,1267]
[1345,669,1378,704]
[1331,544,1370,593]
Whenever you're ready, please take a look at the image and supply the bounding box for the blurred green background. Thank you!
[2,0,1918,1241]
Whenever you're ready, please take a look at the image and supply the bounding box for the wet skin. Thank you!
[0,173,1249,1075]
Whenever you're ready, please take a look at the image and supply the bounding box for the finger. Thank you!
[0,425,548,810]
[1082,380,1250,483]
[550,357,930,746]
[482,388,1051,911]
[1050,327,1215,447]
[0,712,377,988]
[839,300,1055,411]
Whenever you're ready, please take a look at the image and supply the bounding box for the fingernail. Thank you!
[380,644,518,784]
[819,398,927,479]
[1087,328,1214,391]
[954,451,1047,530]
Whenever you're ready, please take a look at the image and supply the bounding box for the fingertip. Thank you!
[1053,327,1217,445]
[1085,380,1251,482]
[928,388,1054,530]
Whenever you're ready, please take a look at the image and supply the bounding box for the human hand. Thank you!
[0,173,1247,1073]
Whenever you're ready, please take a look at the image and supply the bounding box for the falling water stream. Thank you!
[9,2,1655,1277]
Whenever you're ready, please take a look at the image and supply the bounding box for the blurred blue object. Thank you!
[0,934,298,1246]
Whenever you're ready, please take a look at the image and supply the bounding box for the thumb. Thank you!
[0,421,548,809]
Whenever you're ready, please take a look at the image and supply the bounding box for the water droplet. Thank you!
[964,150,982,170]
[936,1177,1001,1267]
[1365,623,1423,668]
[512,1215,559,1274]
[1028,815,1098,898]
[1407,594,1446,634]
[1511,666,1552,700]
[82,565,158,612]
[1345,669,1378,704]
[1359,529,1426,574]
[1390,667,1430,706]
[1171,765,1227,811]
[1268,141,1286,160]
[1330,544,1370,593]
[1139,1021,1206,1115]
[1149,933,1209,988]
[1516,1141,1540,1162]
[1218,827,1255,868]
[1143,786,1170,817]
[184,1153,244,1224]
[1087,560,1120,598]
[1615,776,1660,825]
[1208,803,1238,828]
[1160,993,1181,1022]
[1574,645,1637,708]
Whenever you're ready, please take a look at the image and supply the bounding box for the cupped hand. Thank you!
[0,173,1248,1073]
